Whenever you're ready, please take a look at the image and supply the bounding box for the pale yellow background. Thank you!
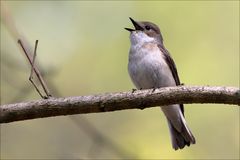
[1,1,239,159]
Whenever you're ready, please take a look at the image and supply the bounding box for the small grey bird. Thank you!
[125,17,195,150]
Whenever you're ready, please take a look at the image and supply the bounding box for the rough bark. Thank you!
[0,86,239,124]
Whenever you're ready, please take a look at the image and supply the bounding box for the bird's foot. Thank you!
[151,87,156,93]
[132,88,137,93]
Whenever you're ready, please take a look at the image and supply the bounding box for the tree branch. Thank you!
[1,86,239,124]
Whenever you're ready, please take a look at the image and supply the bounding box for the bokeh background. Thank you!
[0,1,239,159]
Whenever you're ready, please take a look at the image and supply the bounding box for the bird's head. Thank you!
[125,17,163,45]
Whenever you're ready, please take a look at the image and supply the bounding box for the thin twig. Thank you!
[28,40,46,98]
[18,39,51,98]
[30,40,38,77]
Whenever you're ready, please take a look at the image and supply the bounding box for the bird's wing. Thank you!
[158,44,184,115]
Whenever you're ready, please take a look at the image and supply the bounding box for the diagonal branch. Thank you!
[0,86,239,124]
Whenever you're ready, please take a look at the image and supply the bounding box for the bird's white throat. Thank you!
[130,31,155,46]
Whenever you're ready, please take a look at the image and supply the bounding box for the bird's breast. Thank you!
[128,42,175,89]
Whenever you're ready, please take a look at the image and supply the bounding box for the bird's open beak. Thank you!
[125,17,144,32]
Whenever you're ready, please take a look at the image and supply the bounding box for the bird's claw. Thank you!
[132,88,137,93]
[151,87,156,93]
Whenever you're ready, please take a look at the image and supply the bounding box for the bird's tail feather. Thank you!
[167,118,196,150]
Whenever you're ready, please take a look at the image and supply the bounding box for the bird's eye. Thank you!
[145,25,151,30]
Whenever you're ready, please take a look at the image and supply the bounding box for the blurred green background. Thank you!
[0,1,239,159]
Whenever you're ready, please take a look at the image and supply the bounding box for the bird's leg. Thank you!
[132,88,137,93]
[132,88,144,93]
[151,87,156,93]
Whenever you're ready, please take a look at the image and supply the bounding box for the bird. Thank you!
[125,17,195,150]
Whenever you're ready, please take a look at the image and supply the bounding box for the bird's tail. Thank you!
[167,117,196,150]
